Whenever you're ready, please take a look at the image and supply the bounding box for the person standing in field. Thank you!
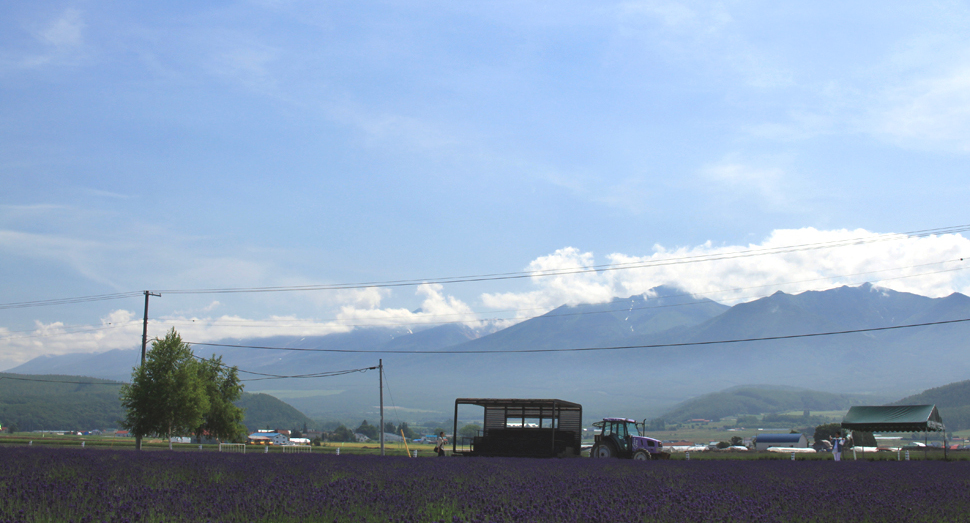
[435,431,448,457]
[830,431,844,461]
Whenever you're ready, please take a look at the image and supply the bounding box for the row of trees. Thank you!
[813,423,877,447]
[326,421,421,442]
[120,329,247,447]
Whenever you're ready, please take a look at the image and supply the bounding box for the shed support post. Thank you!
[452,400,459,455]
[379,359,384,457]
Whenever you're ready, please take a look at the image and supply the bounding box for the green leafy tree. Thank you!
[194,355,246,443]
[384,421,396,434]
[458,423,482,438]
[120,329,208,447]
[397,422,416,439]
[356,420,378,440]
[730,436,743,446]
[331,424,355,442]
[813,422,842,445]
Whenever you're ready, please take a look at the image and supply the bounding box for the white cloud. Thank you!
[0,284,482,370]
[7,8,91,69]
[700,158,793,210]
[329,100,463,153]
[4,227,969,370]
[207,41,280,90]
[82,188,131,199]
[38,9,85,48]
[479,228,970,316]
[619,1,729,33]
[876,65,970,151]
[482,248,616,321]
[542,169,654,214]
[0,229,119,288]
[335,283,482,328]
[615,0,792,89]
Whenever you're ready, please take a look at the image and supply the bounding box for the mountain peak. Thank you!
[644,284,689,299]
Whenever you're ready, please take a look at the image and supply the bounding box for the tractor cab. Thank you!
[591,417,667,460]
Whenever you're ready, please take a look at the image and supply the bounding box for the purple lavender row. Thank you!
[0,447,964,522]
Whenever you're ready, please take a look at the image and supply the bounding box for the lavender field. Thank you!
[1,447,967,522]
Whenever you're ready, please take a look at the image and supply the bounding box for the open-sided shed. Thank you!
[452,398,582,458]
[841,405,944,433]
[841,405,946,457]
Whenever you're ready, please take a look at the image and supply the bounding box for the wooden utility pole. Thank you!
[379,359,385,457]
[141,291,161,365]
[136,291,160,451]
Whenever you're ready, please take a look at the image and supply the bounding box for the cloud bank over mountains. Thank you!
[2,227,968,370]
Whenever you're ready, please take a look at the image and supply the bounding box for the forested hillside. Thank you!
[0,373,315,433]
[660,385,886,422]
[895,380,970,432]
[0,374,124,432]
[236,393,316,432]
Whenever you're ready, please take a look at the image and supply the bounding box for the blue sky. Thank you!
[2,1,970,368]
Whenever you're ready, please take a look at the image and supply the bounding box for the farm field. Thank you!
[3,447,970,522]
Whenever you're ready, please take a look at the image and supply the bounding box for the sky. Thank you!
[2,0,970,370]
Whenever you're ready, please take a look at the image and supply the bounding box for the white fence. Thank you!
[219,443,246,453]
[282,445,312,454]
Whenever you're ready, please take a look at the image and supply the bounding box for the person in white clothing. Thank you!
[435,431,448,457]
[830,431,844,461]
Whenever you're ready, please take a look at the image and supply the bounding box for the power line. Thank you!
[160,260,968,329]
[0,375,125,386]
[237,366,377,382]
[2,259,966,343]
[8,318,970,385]
[187,317,970,354]
[0,323,139,341]
[0,291,144,310]
[5,224,965,310]
[188,353,377,382]
[156,224,970,295]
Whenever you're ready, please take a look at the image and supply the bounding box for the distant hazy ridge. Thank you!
[10,283,970,421]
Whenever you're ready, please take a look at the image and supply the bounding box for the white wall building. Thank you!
[248,432,289,445]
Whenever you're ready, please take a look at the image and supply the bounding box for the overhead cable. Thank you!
[156,225,970,295]
[0,375,124,385]
[163,261,968,329]
[0,291,144,310]
[2,259,966,342]
[2,224,968,309]
[188,354,377,382]
[187,317,970,354]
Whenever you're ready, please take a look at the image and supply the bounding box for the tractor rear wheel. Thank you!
[591,443,614,458]
[633,450,651,461]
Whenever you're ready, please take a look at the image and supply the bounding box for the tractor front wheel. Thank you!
[633,450,651,461]
[591,443,614,458]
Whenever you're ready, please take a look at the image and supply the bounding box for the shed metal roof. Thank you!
[841,405,944,433]
[454,398,582,410]
[755,433,804,443]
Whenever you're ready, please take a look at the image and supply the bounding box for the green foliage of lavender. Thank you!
[2,447,970,522]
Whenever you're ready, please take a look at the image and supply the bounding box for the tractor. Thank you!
[590,417,669,460]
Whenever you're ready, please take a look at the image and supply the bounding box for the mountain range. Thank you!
[11,283,970,422]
